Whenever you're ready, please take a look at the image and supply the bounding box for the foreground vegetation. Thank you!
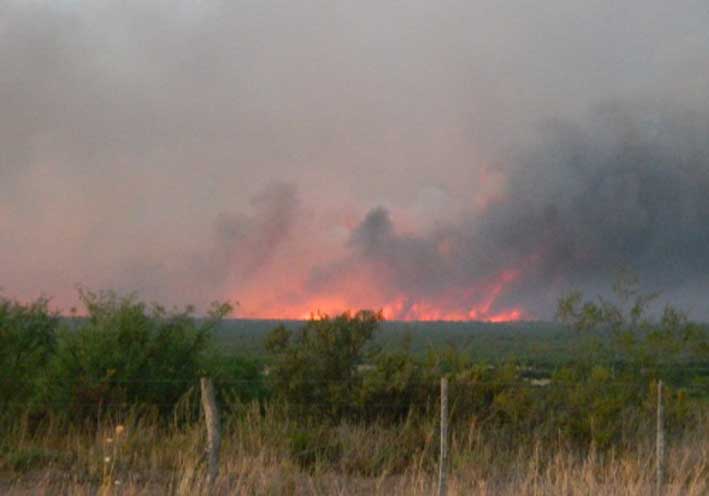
[1,406,706,495]
[0,280,707,494]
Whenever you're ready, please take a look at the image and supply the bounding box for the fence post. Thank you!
[438,376,449,496]
[200,377,221,486]
[656,379,664,496]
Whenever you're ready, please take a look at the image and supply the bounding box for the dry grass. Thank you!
[1,405,707,495]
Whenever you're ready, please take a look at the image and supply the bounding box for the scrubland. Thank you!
[1,286,707,494]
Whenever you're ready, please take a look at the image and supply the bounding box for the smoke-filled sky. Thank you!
[2,0,709,320]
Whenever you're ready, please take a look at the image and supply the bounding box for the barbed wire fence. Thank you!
[1,373,704,494]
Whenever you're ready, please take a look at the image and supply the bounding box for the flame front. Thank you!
[234,267,527,322]
[219,180,534,323]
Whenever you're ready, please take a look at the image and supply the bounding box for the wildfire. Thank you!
[236,267,527,322]
[241,297,525,322]
[223,189,534,323]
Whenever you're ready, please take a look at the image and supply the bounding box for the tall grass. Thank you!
[1,402,706,495]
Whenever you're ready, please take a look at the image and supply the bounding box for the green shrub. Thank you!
[38,289,231,421]
[265,310,383,420]
[208,353,269,413]
[0,296,58,411]
[358,350,434,421]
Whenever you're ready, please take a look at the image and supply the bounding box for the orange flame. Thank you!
[235,267,527,322]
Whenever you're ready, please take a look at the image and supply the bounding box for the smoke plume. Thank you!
[2,1,709,318]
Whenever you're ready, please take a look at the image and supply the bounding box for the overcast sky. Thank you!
[2,1,709,319]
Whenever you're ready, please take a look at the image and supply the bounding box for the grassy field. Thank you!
[215,319,587,362]
[1,402,707,495]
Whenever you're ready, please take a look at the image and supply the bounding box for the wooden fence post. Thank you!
[438,376,449,496]
[656,379,664,496]
[200,377,221,486]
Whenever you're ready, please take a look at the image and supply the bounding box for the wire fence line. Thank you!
[2,381,706,406]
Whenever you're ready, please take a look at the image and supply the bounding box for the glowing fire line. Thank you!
[237,268,527,322]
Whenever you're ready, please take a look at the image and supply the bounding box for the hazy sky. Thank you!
[2,1,709,319]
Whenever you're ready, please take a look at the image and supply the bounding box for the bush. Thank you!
[208,353,269,413]
[0,296,58,411]
[358,350,434,421]
[265,310,383,420]
[38,289,231,421]
[556,273,708,374]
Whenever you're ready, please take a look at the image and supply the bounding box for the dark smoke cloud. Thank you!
[327,104,709,318]
[349,207,447,290]
[491,104,709,314]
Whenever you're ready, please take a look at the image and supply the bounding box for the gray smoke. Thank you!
[101,181,299,306]
[493,103,709,315]
[2,1,709,317]
[205,181,298,283]
[331,103,709,318]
